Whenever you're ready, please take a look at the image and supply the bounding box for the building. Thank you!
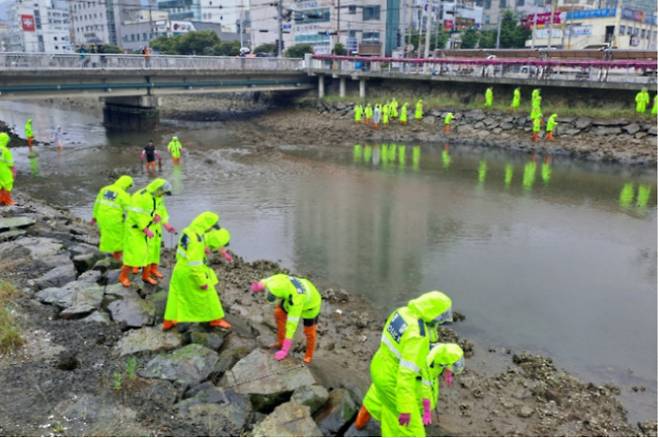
[524,6,657,48]
[69,0,141,47]
[249,0,290,50]
[0,20,10,51]
[7,0,72,52]
[158,0,202,20]
[439,0,484,31]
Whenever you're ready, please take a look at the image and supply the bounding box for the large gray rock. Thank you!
[0,236,69,272]
[82,310,111,324]
[344,421,381,437]
[291,385,330,414]
[177,382,252,431]
[147,289,168,324]
[592,126,622,136]
[53,393,149,436]
[314,388,359,436]
[73,251,104,273]
[574,117,592,130]
[212,334,257,378]
[0,230,26,243]
[36,280,104,318]
[465,109,486,121]
[623,123,641,135]
[140,344,219,386]
[0,217,35,231]
[251,401,323,437]
[107,295,155,328]
[221,348,317,412]
[189,330,225,351]
[34,263,77,290]
[115,327,183,356]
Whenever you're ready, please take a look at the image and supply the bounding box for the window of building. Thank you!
[348,5,357,14]
[620,25,625,34]
[131,34,136,41]
[362,5,380,21]
[143,32,147,40]
[640,28,646,38]
[362,31,380,41]
[53,36,57,40]
[295,8,330,23]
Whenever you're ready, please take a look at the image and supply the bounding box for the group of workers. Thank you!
[354,98,424,128]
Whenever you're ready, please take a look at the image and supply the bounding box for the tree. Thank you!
[176,31,220,55]
[285,44,313,58]
[498,10,530,48]
[333,42,347,55]
[461,28,479,49]
[478,30,497,48]
[150,35,180,54]
[97,44,122,53]
[254,43,276,54]
[214,40,240,56]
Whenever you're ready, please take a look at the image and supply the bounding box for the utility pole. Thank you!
[400,0,407,55]
[148,5,153,47]
[423,1,432,58]
[277,0,283,57]
[530,12,537,48]
[495,14,502,48]
[336,0,341,52]
[547,0,555,49]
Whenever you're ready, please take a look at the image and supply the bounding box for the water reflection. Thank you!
[441,144,452,169]
[620,183,653,215]
[28,154,40,177]
[504,163,514,189]
[478,160,488,185]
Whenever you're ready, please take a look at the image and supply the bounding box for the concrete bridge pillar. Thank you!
[359,78,366,99]
[339,77,346,98]
[318,75,325,99]
[103,96,159,131]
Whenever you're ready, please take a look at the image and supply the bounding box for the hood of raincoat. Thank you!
[206,228,231,250]
[146,178,171,196]
[263,274,296,298]
[114,175,133,191]
[0,132,9,149]
[189,211,219,234]
[427,343,464,378]
[407,291,452,323]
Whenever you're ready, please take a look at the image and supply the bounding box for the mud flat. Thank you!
[0,192,655,437]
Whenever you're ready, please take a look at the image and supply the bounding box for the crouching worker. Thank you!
[162,212,232,331]
[354,291,453,437]
[250,274,322,364]
[356,342,464,434]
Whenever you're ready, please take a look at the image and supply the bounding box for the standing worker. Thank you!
[373,104,382,129]
[146,182,177,282]
[390,98,399,119]
[365,103,374,127]
[382,103,390,128]
[400,102,409,125]
[141,140,162,175]
[25,118,34,152]
[250,274,322,364]
[443,112,454,134]
[118,178,172,288]
[91,175,133,261]
[635,88,650,114]
[652,94,657,116]
[484,87,493,108]
[545,113,558,141]
[415,99,423,121]
[163,212,233,331]
[167,136,184,166]
[0,132,16,206]
[511,87,521,111]
[354,104,363,125]
[531,115,543,142]
[355,291,453,437]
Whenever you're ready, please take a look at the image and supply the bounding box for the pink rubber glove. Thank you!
[164,223,176,233]
[153,214,161,223]
[144,228,154,238]
[200,284,208,290]
[398,413,411,426]
[220,249,233,263]
[90,218,97,225]
[274,339,292,361]
[250,281,265,293]
[422,399,432,425]
[443,369,454,386]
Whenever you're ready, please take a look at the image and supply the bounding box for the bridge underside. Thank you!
[0,70,312,100]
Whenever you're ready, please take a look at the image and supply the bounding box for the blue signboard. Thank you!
[566,8,616,20]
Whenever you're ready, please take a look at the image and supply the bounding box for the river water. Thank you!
[1,101,656,421]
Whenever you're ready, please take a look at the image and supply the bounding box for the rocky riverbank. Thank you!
[0,193,656,437]
[232,102,657,167]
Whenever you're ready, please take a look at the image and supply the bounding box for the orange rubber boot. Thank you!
[209,319,232,329]
[150,264,164,279]
[162,320,176,331]
[0,189,7,206]
[142,266,158,285]
[303,324,317,364]
[132,267,139,274]
[118,265,132,287]
[272,306,287,349]
[5,191,14,206]
[546,132,554,141]
[355,405,371,430]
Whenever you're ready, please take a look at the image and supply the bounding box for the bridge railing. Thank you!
[0,52,305,71]
[309,54,658,84]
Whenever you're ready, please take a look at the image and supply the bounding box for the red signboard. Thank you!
[522,12,562,29]
[20,14,35,32]
[443,19,454,31]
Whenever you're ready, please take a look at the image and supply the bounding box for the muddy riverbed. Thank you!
[0,98,656,435]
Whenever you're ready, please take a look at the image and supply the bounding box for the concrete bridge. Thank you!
[0,52,655,129]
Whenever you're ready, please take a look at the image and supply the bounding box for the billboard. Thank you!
[522,12,564,28]
[20,15,35,32]
[565,8,615,20]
